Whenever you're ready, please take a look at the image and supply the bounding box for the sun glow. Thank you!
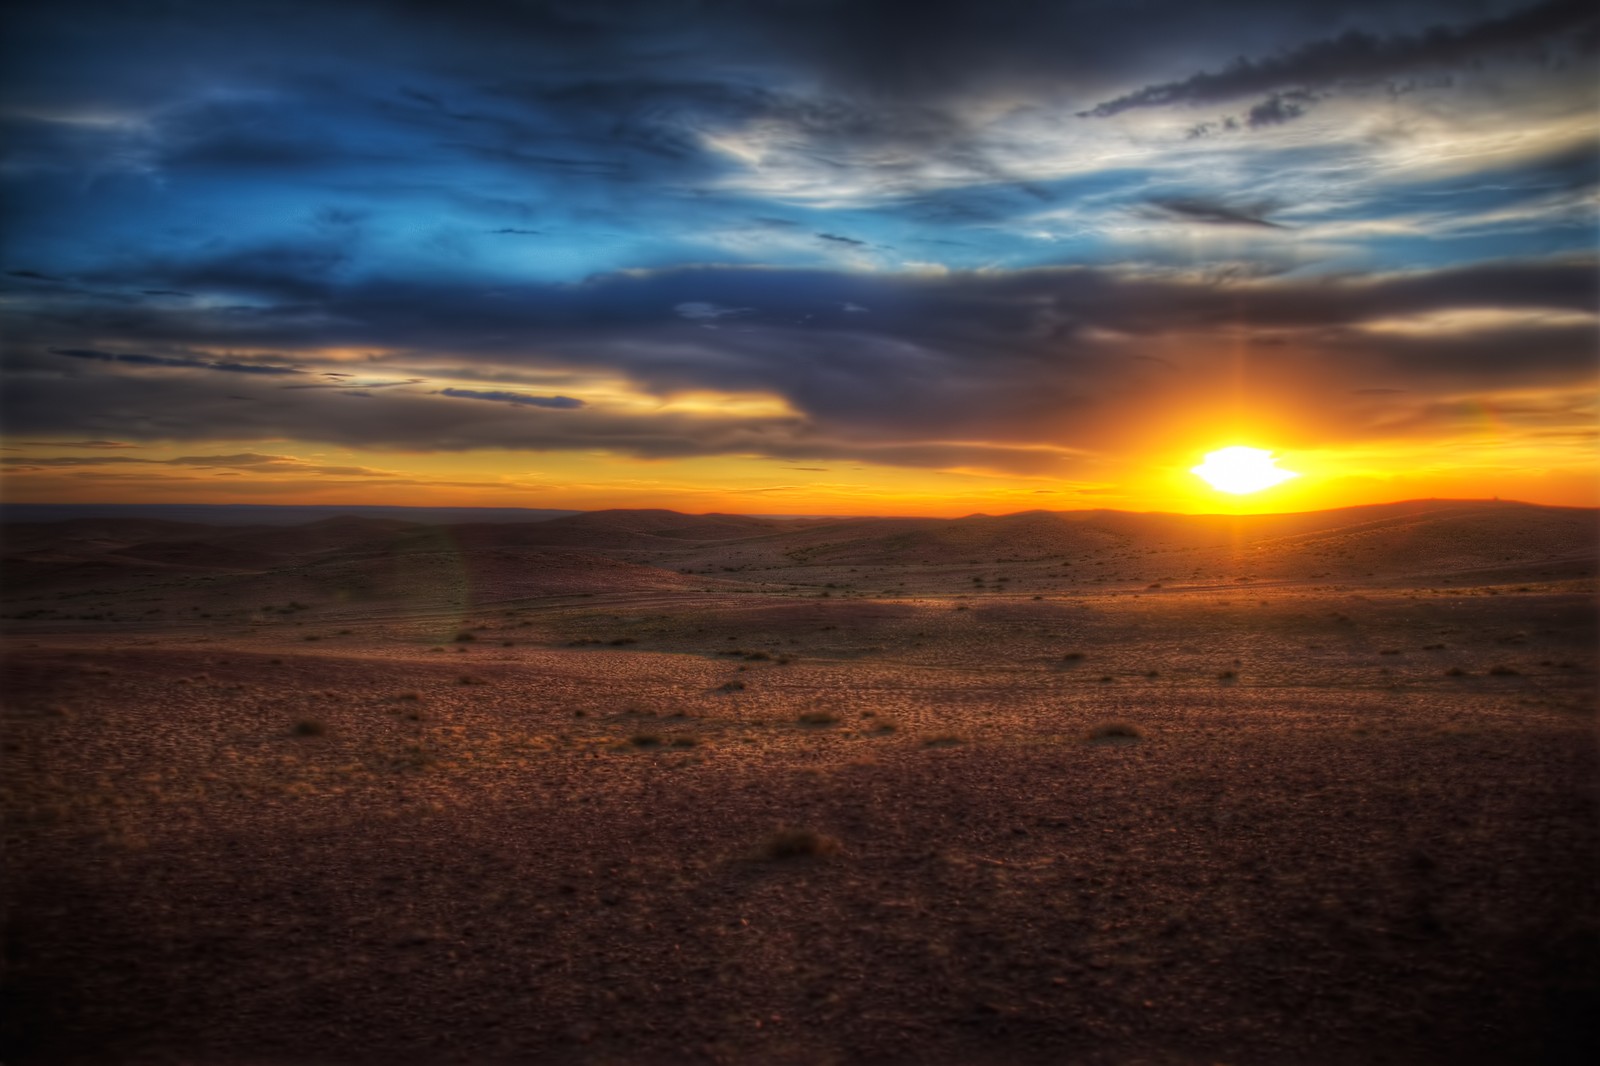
[1191,446,1300,495]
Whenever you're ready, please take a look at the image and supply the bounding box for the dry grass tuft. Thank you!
[761,828,840,860]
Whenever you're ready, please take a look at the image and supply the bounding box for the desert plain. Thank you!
[2,499,1597,1065]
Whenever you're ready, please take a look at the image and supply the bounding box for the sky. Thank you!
[1,0,1596,516]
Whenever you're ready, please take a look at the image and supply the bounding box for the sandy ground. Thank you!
[2,504,1597,1064]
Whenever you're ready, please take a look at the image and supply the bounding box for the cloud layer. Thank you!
[1,0,1596,503]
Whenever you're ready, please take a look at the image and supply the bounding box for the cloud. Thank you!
[438,387,585,409]
[674,301,751,320]
[0,452,394,477]
[2,0,1595,488]
[1246,92,1314,129]
[281,378,423,391]
[12,439,137,448]
[4,255,1592,476]
[49,348,303,374]
[1081,0,1599,119]
[1144,197,1284,228]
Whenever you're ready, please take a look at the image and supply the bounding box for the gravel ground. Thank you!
[4,573,1596,1065]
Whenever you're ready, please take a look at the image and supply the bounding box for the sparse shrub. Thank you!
[798,711,839,726]
[609,637,637,646]
[630,733,662,748]
[1145,670,1160,678]
[670,736,699,748]
[720,680,746,691]
[395,692,421,702]
[1098,675,1115,683]
[1088,722,1142,744]
[1062,652,1085,661]
[744,651,771,661]
[454,631,476,642]
[293,719,325,737]
[1446,667,1468,677]
[761,828,839,860]
[1218,669,1237,681]
[457,675,486,685]
[1488,665,1521,676]
[923,734,964,748]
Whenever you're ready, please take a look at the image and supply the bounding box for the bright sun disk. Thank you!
[1191,446,1299,494]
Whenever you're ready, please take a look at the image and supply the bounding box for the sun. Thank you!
[1191,446,1299,495]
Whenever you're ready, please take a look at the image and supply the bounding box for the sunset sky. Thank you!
[2,0,1596,515]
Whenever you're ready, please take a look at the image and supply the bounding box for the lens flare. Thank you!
[1191,446,1299,495]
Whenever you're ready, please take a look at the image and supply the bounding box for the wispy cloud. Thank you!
[438,387,585,409]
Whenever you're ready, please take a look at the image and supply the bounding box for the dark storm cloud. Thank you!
[1082,0,1599,118]
[439,388,585,409]
[816,233,868,246]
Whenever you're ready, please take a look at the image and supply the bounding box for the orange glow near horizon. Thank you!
[3,427,1597,517]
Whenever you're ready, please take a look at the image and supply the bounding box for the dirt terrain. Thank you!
[3,500,1597,1065]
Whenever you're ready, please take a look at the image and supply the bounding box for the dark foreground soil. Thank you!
[3,512,1598,1065]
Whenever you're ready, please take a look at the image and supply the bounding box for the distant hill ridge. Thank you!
[2,499,1593,599]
